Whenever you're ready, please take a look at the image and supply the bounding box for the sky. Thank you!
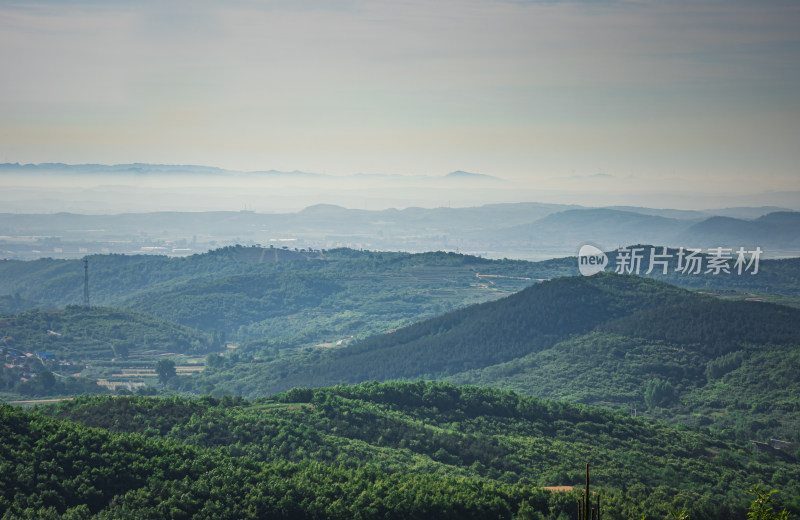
[1,0,799,210]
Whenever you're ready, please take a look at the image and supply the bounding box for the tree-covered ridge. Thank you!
[1,401,559,520]
[599,297,800,355]
[596,247,800,297]
[2,248,799,450]
[37,381,800,519]
[190,273,800,393]
[0,246,535,307]
[0,247,542,342]
[177,273,800,445]
[2,246,798,342]
[446,331,800,442]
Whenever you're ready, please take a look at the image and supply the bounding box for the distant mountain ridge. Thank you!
[2,162,798,260]
[0,162,498,181]
[473,207,799,257]
[445,170,501,181]
[1,203,797,261]
[680,211,800,246]
[0,162,233,175]
[3,160,798,225]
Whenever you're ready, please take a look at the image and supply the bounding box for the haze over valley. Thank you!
[2,162,799,261]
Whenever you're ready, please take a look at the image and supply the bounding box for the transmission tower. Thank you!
[83,257,90,307]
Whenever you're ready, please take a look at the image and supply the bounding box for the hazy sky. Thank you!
[1,0,799,207]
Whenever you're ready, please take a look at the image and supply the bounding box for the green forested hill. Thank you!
[2,247,800,445]
[2,246,798,345]
[32,381,800,519]
[446,331,800,443]
[191,273,798,388]
[442,280,800,442]
[0,398,547,520]
[0,247,544,342]
[610,248,800,297]
[186,273,800,444]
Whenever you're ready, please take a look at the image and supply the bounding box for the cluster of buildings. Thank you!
[3,348,65,383]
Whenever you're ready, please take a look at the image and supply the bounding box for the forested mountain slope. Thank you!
[2,247,799,435]
[0,247,544,342]
[2,245,798,330]
[1,246,798,355]
[0,398,544,520]
[34,381,800,519]
[446,328,800,442]
[188,273,800,444]
[194,273,799,389]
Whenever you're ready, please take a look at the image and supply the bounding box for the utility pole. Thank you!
[585,462,590,520]
[578,463,600,520]
[83,257,89,307]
